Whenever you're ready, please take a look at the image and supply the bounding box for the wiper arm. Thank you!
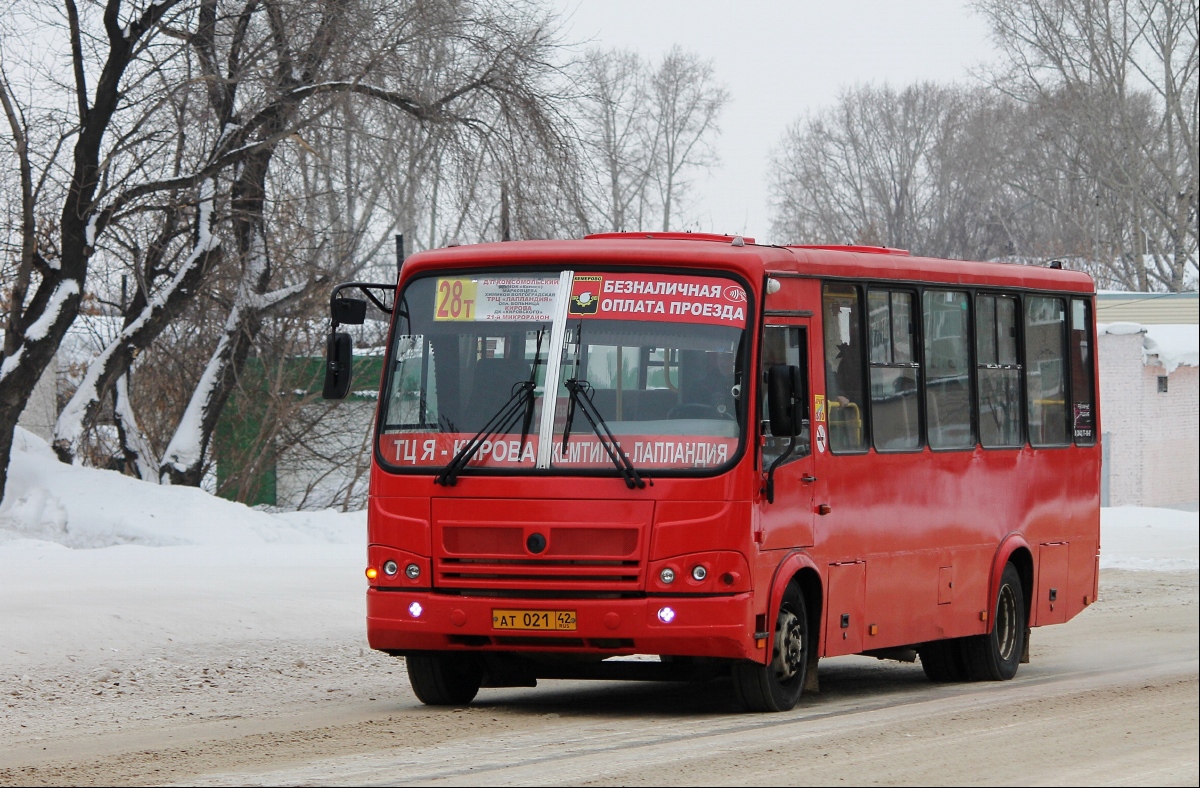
[436,330,546,487]
[562,378,646,490]
[434,380,534,486]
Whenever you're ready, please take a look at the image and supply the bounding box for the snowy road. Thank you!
[1,568,1195,786]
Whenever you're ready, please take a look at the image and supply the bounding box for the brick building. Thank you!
[1097,293,1199,507]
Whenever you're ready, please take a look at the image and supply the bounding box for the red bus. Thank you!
[323,233,1100,712]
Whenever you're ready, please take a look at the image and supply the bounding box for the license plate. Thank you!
[492,609,577,631]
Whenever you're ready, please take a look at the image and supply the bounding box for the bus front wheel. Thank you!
[962,562,1026,681]
[406,652,482,705]
[732,581,808,712]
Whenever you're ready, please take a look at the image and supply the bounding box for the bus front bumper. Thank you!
[366,589,760,662]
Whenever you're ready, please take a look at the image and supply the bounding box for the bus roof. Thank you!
[401,237,1095,295]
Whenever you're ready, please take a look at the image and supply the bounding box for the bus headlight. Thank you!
[382,560,399,576]
[405,563,421,579]
[691,565,707,581]
[659,568,676,584]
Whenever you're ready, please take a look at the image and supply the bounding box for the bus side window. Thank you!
[1025,296,1070,446]
[868,289,921,451]
[822,283,867,452]
[976,294,1023,447]
[923,290,974,449]
[1069,298,1096,445]
[761,326,810,464]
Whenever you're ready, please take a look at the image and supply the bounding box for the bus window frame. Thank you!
[372,264,757,480]
[1068,297,1098,447]
[1023,293,1073,449]
[921,287,977,453]
[818,277,1096,455]
[821,281,871,456]
[866,285,924,454]
[973,289,1027,450]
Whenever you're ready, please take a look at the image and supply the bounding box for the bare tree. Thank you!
[648,47,728,232]
[1,0,199,500]
[975,0,1198,290]
[770,83,991,255]
[1,0,581,500]
[576,48,655,233]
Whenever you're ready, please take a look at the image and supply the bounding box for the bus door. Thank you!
[759,321,816,550]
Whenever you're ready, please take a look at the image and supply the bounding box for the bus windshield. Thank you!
[377,270,748,476]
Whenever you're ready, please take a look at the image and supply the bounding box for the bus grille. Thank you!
[432,499,652,593]
[435,525,645,591]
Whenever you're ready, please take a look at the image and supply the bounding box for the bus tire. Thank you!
[918,639,967,682]
[405,652,482,705]
[731,581,808,712]
[962,562,1026,681]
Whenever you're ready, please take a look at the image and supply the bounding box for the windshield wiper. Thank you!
[435,330,545,487]
[562,378,646,489]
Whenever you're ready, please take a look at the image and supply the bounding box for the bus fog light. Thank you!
[404,563,421,579]
[659,568,676,584]
[382,560,399,576]
[657,606,676,624]
[408,601,423,618]
[691,565,707,581]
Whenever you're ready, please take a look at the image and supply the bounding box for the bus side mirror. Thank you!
[322,332,354,400]
[332,297,368,326]
[767,364,804,436]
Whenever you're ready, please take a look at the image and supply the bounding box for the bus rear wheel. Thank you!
[406,652,482,705]
[732,582,808,712]
[918,638,968,682]
[962,562,1026,681]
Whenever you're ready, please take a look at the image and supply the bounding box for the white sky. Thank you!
[555,0,1001,244]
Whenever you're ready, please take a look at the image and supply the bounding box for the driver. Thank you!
[693,351,738,416]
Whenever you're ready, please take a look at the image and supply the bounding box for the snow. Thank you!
[1099,322,1199,374]
[0,427,1194,677]
[1142,324,1199,374]
[0,428,366,674]
[1099,506,1199,572]
[1,428,361,548]
[1098,321,1145,336]
[21,279,80,342]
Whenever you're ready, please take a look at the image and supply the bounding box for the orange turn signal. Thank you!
[365,567,378,580]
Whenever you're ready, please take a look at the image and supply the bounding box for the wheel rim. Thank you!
[772,607,805,682]
[996,583,1018,661]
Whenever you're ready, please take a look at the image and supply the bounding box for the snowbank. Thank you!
[1099,506,1199,572]
[0,428,363,548]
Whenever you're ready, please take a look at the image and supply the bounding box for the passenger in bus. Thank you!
[827,322,866,449]
[829,339,862,409]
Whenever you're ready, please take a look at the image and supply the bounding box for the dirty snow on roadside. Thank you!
[0,427,368,677]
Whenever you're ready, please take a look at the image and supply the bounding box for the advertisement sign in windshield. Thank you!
[568,273,746,327]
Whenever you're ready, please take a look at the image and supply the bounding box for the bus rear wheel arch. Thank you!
[919,561,1027,683]
[961,562,1026,680]
[731,579,811,712]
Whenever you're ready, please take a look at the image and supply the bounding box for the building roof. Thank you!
[1099,322,1200,373]
[1096,291,1198,325]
